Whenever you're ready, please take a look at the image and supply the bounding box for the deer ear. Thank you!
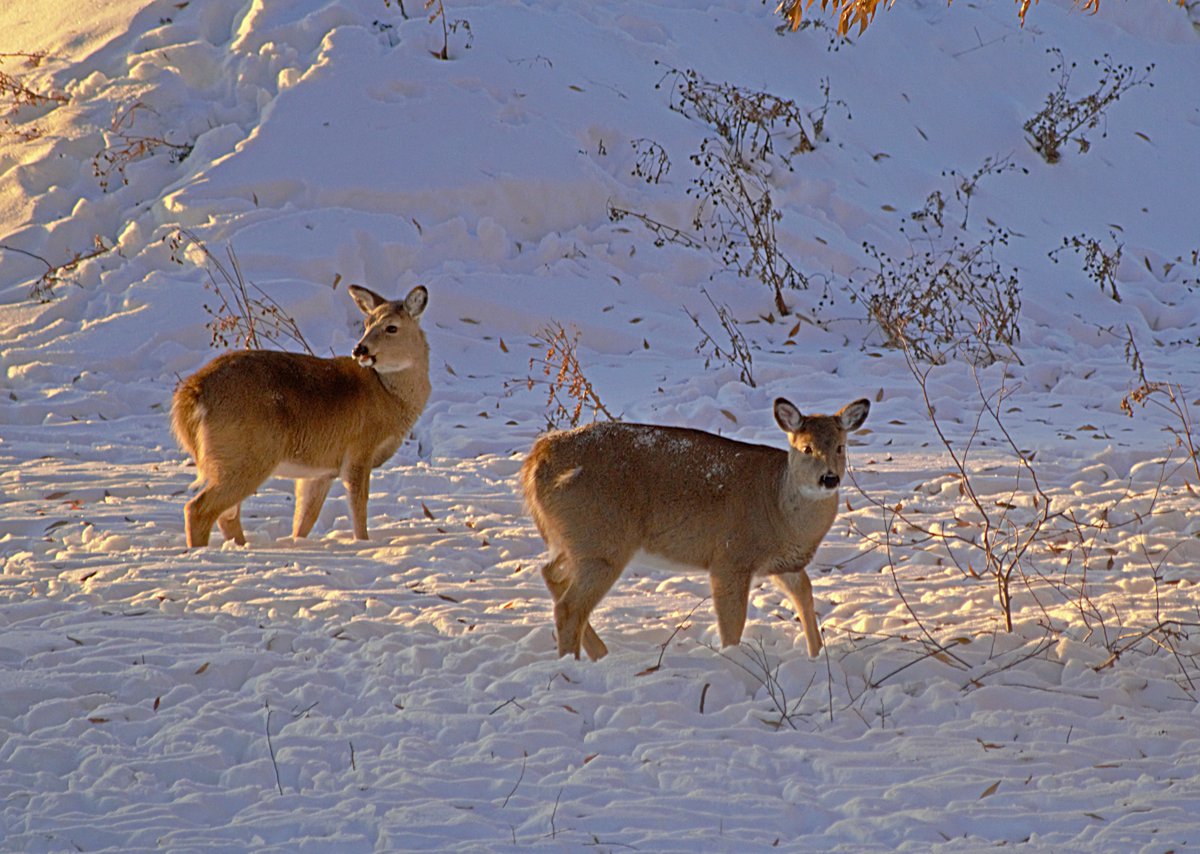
[403,285,428,319]
[348,284,388,315]
[838,399,871,431]
[774,398,804,433]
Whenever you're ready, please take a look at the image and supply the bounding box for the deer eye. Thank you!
[386,325,398,334]
[837,445,844,454]
[802,445,813,455]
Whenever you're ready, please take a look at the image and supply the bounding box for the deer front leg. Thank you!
[770,569,823,657]
[293,477,334,539]
[709,570,753,647]
[343,463,372,540]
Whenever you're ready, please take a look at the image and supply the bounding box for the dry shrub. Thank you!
[525,322,616,429]
[1049,230,1123,302]
[1023,49,1153,164]
[167,229,313,354]
[1,236,114,301]
[92,101,192,192]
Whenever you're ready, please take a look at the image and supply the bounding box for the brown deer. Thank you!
[522,397,870,659]
[171,285,431,547]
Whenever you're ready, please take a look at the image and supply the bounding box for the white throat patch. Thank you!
[372,359,414,374]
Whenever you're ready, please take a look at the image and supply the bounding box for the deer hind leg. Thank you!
[550,555,623,660]
[770,569,823,657]
[709,571,753,648]
[186,478,260,547]
[541,555,608,661]
[184,453,272,547]
[293,477,334,539]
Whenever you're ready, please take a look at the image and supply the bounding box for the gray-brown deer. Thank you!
[171,284,431,547]
[522,397,870,660]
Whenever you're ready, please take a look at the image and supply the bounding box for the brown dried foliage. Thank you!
[527,322,616,430]
[777,0,1182,37]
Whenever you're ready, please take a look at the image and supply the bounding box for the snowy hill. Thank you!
[1,0,1198,850]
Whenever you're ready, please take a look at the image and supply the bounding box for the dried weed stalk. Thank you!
[526,321,616,430]
[607,203,702,250]
[1,236,114,301]
[854,156,1023,366]
[614,67,842,317]
[418,0,472,60]
[853,227,1021,367]
[167,229,314,354]
[1049,230,1124,303]
[909,355,1052,631]
[1121,328,1200,486]
[1024,48,1153,164]
[687,133,815,317]
[720,638,816,731]
[667,67,843,316]
[686,289,756,387]
[1,51,65,142]
[0,51,66,111]
[92,101,192,192]
[661,66,842,165]
[912,154,1024,233]
[846,355,1198,693]
[630,138,671,184]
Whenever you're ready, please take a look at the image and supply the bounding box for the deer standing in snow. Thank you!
[171,285,430,547]
[522,398,870,659]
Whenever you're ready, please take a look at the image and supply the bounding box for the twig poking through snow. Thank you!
[501,752,527,808]
[550,787,563,838]
[489,697,525,715]
[641,596,709,675]
[265,701,284,796]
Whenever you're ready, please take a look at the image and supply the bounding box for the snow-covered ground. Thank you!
[2,0,1199,850]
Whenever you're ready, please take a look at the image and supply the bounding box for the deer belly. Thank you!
[633,549,710,577]
[370,436,404,468]
[272,461,339,480]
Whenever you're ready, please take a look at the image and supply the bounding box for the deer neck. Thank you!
[372,354,431,413]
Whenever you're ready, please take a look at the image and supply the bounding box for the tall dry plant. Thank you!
[92,101,193,192]
[686,289,757,388]
[0,51,65,110]
[1023,49,1153,164]
[1049,229,1124,302]
[1121,327,1200,487]
[167,229,314,354]
[526,322,616,429]
[613,67,841,317]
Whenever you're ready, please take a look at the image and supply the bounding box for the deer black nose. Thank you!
[352,343,368,358]
[820,473,840,489]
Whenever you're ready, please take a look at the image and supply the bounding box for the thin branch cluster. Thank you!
[1024,49,1154,164]
[167,229,314,355]
[0,237,114,302]
[526,322,617,430]
[92,101,193,192]
[1049,230,1124,302]
[687,289,757,388]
